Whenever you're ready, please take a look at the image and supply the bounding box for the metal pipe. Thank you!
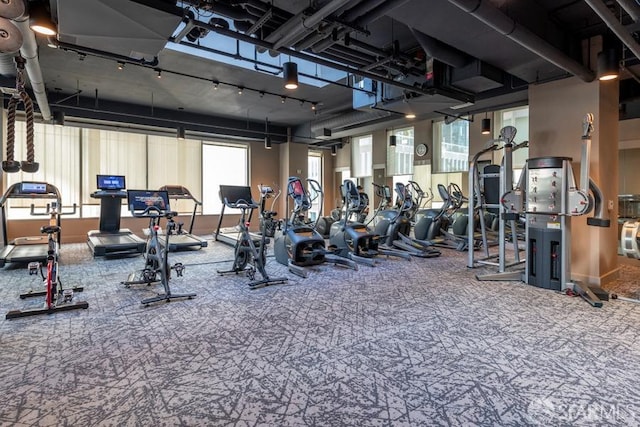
[312,0,410,52]
[12,16,51,120]
[273,0,351,50]
[448,0,595,82]
[195,18,474,101]
[617,0,640,21]
[340,0,387,22]
[586,0,640,61]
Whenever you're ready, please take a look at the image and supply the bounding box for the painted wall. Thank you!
[529,76,619,285]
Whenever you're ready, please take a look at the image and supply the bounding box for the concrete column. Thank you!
[529,76,619,286]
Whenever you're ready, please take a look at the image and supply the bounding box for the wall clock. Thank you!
[415,143,428,157]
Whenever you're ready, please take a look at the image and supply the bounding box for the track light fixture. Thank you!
[311,102,317,111]
[331,145,337,156]
[281,96,286,103]
[117,61,124,70]
[212,80,219,90]
[389,135,397,147]
[238,86,244,95]
[156,69,162,79]
[481,114,491,135]
[29,1,57,36]
[283,61,298,90]
[598,48,619,81]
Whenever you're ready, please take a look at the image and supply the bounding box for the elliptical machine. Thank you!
[329,179,410,266]
[274,177,357,277]
[307,179,336,238]
[371,182,441,258]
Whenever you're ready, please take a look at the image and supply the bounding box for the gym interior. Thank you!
[1,0,640,425]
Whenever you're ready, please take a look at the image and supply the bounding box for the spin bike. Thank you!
[6,202,88,319]
[122,190,196,305]
[217,192,288,289]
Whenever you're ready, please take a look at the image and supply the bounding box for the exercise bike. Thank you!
[217,190,288,289]
[122,190,196,305]
[6,201,88,319]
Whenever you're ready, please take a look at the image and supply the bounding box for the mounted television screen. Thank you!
[97,175,126,191]
[127,190,170,213]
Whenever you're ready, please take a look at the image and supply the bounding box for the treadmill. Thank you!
[0,182,63,268]
[87,174,146,257]
[157,185,208,251]
[214,185,263,247]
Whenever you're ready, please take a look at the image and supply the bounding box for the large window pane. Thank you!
[351,134,372,178]
[433,120,469,173]
[308,152,322,221]
[387,127,414,176]
[495,106,529,169]
[82,129,147,218]
[148,135,202,214]
[6,122,81,218]
[202,143,248,214]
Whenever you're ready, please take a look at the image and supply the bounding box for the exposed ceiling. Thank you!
[1,0,640,145]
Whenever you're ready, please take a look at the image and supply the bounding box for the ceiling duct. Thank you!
[410,28,470,68]
[585,0,640,62]
[309,109,392,137]
[57,0,182,59]
[446,0,595,82]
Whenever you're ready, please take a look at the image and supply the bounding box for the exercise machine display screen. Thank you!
[290,180,305,197]
[97,175,126,191]
[219,185,253,205]
[127,190,170,213]
[20,182,47,194]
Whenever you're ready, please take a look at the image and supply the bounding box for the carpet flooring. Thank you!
[0,236,639,426]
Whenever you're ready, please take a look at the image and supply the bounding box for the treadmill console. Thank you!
[20,182,48,194]
[219,185,255,206]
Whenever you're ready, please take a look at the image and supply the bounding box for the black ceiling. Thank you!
[2,0,639,144]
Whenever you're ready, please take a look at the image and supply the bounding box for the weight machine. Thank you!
[478,114,611,307]
[467,126,528,270]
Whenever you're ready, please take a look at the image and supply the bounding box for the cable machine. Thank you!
[478,114,611,307]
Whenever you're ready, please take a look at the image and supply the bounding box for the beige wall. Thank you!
[529,76,619,285]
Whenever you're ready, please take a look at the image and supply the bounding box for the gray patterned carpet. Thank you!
[0,236,639,426]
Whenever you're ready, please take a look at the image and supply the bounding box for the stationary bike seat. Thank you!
[40,225,60,234]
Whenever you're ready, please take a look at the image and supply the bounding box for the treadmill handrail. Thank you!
[30,203,77,216]
[130,205,177,219]
[225,198,258,210]
[158,185,203,205]
[0,181,62,206]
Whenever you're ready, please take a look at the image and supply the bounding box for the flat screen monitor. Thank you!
[127,190,170,213]
[219,185,253,205]
[21,182,47,194]
[97,175,126,191]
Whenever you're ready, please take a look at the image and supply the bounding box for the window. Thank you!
[3,121,251,220]
[5,122,81,218]
[201,143,248,214]
[387,127,414,176]
[82,128,147,218]
[308,152,322,221]
[433,120,469,173]
[351,134,372,178]
[495,106,529,171]
[147,135,202,214]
